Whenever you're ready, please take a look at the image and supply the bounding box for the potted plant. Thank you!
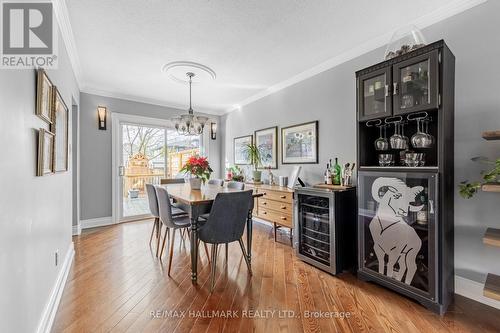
[243,143,263,182]
[459,157,500,198]
[180,155,213,190]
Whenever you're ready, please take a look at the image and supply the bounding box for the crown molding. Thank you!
[52,0,83,88]
[81,87,225,116]
[225,0,487,113]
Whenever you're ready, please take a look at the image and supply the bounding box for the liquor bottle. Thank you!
[324,163,331,184]
[416,188,428,225]
[332,158,342,185]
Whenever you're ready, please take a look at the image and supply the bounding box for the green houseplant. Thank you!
[243,143,263,182]
[459,157,500,198]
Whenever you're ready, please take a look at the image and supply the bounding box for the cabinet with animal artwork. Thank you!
[355,40,455,314]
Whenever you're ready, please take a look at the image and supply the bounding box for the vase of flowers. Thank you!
[180,155,213,190]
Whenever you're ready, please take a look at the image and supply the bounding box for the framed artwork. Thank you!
[36,69,54,124]
[234,135,253,165]
[37,128,55,176]
[255,126,278,169]
[281,121,318,164]
[51,87,69,172]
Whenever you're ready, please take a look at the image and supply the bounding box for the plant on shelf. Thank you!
[459,157,500,198]
[243,143,263,182]
[180,155,213,190]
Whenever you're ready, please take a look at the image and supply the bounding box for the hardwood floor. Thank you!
[52,219,500,333]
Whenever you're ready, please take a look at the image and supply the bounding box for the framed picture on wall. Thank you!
[37,128,55,176]
[51,87,69,172]
[36,69,55,124]
[234,135,253,165]
[281,121,318,164]
[255,126,278,169]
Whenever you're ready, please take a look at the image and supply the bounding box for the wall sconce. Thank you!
[210,122,217,140]
[97,106,107,130]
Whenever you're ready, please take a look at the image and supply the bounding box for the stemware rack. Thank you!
[355,40,455,314]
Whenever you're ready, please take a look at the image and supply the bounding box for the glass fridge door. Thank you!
[358,171,437,300]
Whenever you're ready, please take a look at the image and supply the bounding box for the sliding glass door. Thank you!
[114,115,203,222]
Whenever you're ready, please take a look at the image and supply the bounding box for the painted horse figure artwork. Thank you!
[369,177,424,285]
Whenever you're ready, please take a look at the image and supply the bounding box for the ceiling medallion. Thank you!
[161,61,216,84]
[170,72,209,136]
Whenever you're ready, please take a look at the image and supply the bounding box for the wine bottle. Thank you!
[324,163,329,184]
[333,158,341,185]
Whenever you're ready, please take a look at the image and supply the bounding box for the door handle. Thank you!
[429,200,435,214]
[118,166,125,176]
[280,195,286,199]
[393,82,398,95]
[385,84,389,97]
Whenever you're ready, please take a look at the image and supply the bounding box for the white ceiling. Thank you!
[66,0,482,115]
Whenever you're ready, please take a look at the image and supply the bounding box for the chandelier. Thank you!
[171,72,208,136]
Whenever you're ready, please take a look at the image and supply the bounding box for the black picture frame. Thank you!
[281,120,319,164]
[233,135,253,165]
[254,126,278,169]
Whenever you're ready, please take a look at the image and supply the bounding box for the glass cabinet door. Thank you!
[358,67,392,121]
[358,171,438,300]
[393,50,439,114]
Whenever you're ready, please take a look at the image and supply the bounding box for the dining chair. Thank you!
[155,186,211,276]
[208,179,224,186]
[226,181,245,190]
[145,184,187,257]
[198,190,253,292]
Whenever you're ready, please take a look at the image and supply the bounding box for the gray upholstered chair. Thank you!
[160,178,185,185]
[198,190,253,291]
[226,181,245,190]
[155,186,210,276]
[207,179,224,186]
[145,184,187,257]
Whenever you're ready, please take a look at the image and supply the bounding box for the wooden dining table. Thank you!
[162,183,263,283]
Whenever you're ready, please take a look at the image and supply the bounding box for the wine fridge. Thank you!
[294,187,356,275]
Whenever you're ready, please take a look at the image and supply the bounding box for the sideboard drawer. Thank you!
[260,190,292,203]
[258,198,293,215]
[258,208,292,228]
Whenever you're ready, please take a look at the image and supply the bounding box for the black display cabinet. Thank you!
[355,40,455,314]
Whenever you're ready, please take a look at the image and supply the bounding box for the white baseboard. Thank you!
[80,216,113,229]
[455,275,500,310]
[72,223,81,236]
[36,242,75,333]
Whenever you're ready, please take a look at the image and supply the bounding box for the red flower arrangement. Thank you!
[180,155,213,183]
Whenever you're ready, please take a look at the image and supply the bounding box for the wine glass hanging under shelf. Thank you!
[362,112,437,168]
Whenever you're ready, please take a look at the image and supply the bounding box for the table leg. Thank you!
[190,209,199,283]
[246,210,253,265]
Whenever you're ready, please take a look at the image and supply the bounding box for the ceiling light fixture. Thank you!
[171,72,208,136]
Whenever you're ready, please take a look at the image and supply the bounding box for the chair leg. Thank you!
[159,227,169,258]
[168,228,176,277]
[238,238,252,275]
[156,224,163,257]
[202,241,211,263]
[274,223,277,242]
[289,228,293,247]
[225,243,228,262]
[149,217,158,246]
[210,244,219,292]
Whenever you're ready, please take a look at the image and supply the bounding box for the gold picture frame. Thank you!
[51,87,69,172]
[36,69,55,124]
[37,128,55,176]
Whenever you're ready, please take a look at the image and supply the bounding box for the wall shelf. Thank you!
[482,183,500,192]
[484,273,500,301]
[482,130,500,141]
[483,228,500,247]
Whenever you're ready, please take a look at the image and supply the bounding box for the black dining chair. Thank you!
[155,186,210,276]
[145,184,187,257]
[207,179,224,186]
[198,190,253,292]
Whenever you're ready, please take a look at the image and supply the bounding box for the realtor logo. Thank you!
[1,1,58,68]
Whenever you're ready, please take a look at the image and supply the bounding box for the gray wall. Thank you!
[79,93,221,220]
[0,30,80,332]
[222,1,500,287]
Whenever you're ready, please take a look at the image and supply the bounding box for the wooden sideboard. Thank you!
[246,183,294,245]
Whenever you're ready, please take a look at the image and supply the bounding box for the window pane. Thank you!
[166,130,201,178]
